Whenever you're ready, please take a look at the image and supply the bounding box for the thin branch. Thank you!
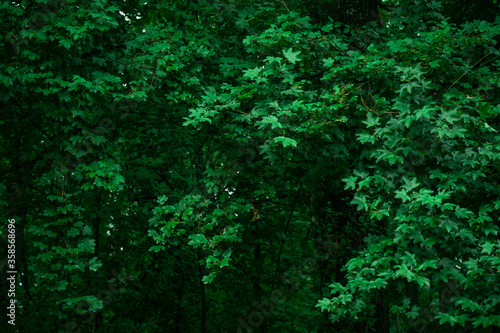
[271,182,303,293]
[13,97,54,143]
[440,51,492,98]
[280,0,290,12]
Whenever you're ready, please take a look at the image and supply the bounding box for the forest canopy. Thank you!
[2,0,500,332]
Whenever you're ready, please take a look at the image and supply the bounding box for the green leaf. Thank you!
[441,109,460,124]
[54,280,69,291]
[87,297,104,312]
[387,40,409,53]
[182,207,194,220]
[356,132,376,144]
[429,60,440,68]
[342,176,358,190]
[260,115,282,129]
[316,298,332,311]
[88,257,102,272]
[188,234,207,248]
[243,67,263,80]
[265,56,283,64]
[149,245,165,252]
[414,275,430,288]
[283,48,302,64]
[402,177,420,191]
[273,136,297,148]
[415,105,434,120]
[480,242,495,255]
[362,113,380,128]
[202,272,217,284]
[398,81,419,95]
[395,189,411,202]
[435,312,459,326]
[351,194,368,211]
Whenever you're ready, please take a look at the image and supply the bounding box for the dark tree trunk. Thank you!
[198,249,207,333]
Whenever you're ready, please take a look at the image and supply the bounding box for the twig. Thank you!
[270,182,303,293]
[13,97,54,143]
[280,0,290,12]
[440,51,492,98]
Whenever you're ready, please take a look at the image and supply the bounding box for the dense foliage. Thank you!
[1,0,500,332]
